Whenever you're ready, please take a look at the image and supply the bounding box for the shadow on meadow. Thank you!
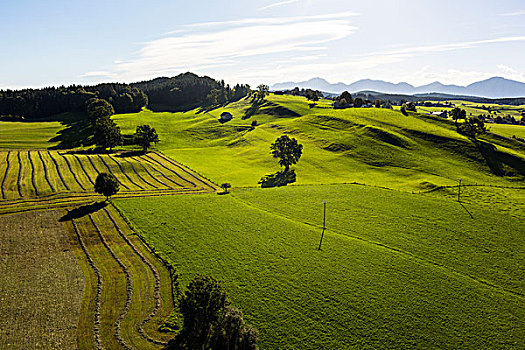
[59,201,108,222]
[259,169,296,188]
[48,115,94,150]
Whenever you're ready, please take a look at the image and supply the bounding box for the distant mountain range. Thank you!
[271,77,525,98]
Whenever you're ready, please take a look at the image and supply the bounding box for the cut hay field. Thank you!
[0,202,179,349]
[64,204,175,349]
[0,150,216,215]
[0,210,84,349]
[115,184,525,350]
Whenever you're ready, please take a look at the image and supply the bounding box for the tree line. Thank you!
[0,72,251,119]
[0,83,147,119]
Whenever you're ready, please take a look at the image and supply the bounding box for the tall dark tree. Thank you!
[86,98,115,121]
[209,306,259,350]
[93,117,122,151]
[177,276,229,349]
[270,135,303,172]
[94,172,120,201]
[134,124,159,152]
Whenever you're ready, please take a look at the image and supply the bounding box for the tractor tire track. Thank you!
[103,208,168,346]
[71,219,104,350]
[74,155,95,185]
[116,156,159,189]
[60,153,86,191]
[27,151,39,197]
[47,151,70,190]
[37,151,55,192]
[138,156,185,188]
[107,155,144,190]
[1,151,11,199]
[88,214,134,350]
[143,154,197,188]
[96,155,131,190]
[130,157,170,189]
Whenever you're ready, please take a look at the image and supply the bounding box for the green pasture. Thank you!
[115,184,525,350]
[113,94,524,191]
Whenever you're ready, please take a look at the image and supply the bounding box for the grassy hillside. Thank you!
[113,94,525,191]
[115,184,525,350]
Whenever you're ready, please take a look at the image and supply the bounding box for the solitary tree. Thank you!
[256,84,269,100]
[450,107,467,128]
[270,135,303,172]
[220,183,231,194]
[94,172,120,201]
[459,116,486,139]
[134,124,159,152]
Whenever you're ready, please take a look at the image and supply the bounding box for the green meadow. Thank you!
[113,94,525,190]
[115,184,525,349]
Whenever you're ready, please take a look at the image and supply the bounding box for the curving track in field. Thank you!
[68,206,174,349]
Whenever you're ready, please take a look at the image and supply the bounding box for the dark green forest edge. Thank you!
[2,72,525,349]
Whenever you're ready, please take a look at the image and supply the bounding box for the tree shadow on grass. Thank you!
[49,116,95,150]
[259,169,296,188]
[59,201,108,222]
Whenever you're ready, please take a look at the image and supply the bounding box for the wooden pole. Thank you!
[318,201,326,250]
[458,178,462,202]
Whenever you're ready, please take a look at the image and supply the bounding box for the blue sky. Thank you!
[1,0,525,89]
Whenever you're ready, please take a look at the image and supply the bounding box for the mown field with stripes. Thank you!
[0,150,217,215]
[0,149,217,349]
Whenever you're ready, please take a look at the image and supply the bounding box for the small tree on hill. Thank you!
[459,116,486,139]
[220,183,231,194]
[256,84,269,100]
[450,107,467,128]
[94,172,120,201]
[270,135,303,172]
[134,124,159,152]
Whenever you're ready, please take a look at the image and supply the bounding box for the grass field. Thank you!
[0,210,84,349]
[114,184,525,350]
[112,94,525,191]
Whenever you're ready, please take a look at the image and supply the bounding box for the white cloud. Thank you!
[79,71,117,78]
[103,13,357,82]
[499,10,525,16]
[257,0,299,11]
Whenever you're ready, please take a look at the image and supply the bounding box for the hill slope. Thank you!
[113,94,525,191]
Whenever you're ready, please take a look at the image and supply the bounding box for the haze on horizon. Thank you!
[1,0,525,89]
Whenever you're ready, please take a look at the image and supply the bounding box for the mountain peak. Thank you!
[270,76,525,98]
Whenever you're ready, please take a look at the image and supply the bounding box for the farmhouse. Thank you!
[429,111,448,118]
[220,111,233,122]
